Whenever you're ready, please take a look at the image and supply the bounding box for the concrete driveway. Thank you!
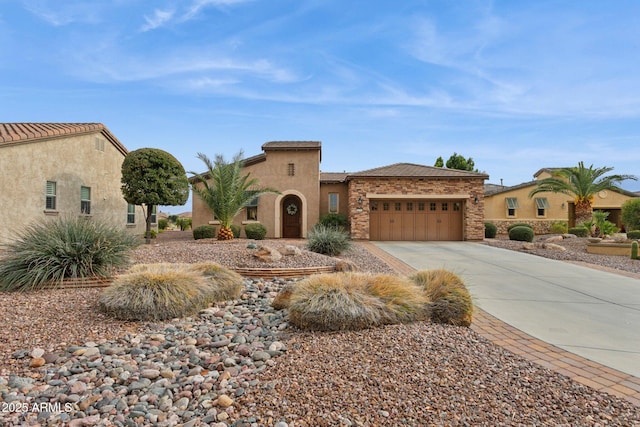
[373,241,640,378]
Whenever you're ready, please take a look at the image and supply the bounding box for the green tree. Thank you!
[445,153,476,171]
[434,156,444,167]
[529,162,637,225]
[121,148,189,243]
[621,198,640,231]
[190,151,280,240]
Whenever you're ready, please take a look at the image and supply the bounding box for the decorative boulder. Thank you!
[254,246,282,262]
[279,245,302,256]
[543,243,566,251]
[545,235,564,243]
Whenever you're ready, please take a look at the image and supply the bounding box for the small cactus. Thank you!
[631,241,639,260]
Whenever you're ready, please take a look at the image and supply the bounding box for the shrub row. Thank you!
[192,223,267,240]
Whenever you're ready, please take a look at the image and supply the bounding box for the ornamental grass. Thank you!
[409,269,473,327]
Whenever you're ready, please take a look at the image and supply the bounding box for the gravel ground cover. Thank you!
[0,231,639,426]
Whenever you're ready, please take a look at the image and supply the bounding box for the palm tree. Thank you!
[529,162,636,225]
[191,151,280,240]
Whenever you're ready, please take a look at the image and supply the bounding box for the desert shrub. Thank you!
[549,221,568,234]
[318,213,348,229]
[622,199,640,232]
[287,273,428,331]
[632,241,639,260]
[484,222,497,238]
[176,217,192,231]
[193,225,216,240]
[509,225,534,242]
[245,223,267,240]
[144,229,157,239]
[272,281,297,310]
[307,224,351,256]
[189,262,243,302]
[158,219,169,230]
[507,223,533,232]
[409,269,473,327]
[627,230,640,240]
[568,226,589,237]
[98,265,210,321]
[0,216,140,291]
[230,224,242,238]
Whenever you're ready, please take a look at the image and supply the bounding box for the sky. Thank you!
[2,0,640,213]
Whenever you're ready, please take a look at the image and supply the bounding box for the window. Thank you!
[418,202,425,211]
[329,193,338,213]
[535,197,551,217]
[151,205,157,224]
[45,181,56,210]
[394,202,402,211]
[246,197,259,221]
[506,197,520,217]
[406,202,413,211]
[442,202,448,211]
[127,204,136,224]
[430,202,437,211]
[80,186,91,214]
[453,202,461,211]
[287,163,295,176]
[383,202,390,211]
[370,202,378,211]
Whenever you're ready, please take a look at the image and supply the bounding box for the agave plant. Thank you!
[190,151,280,240]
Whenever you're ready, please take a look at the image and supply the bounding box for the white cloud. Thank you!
[141,9,175,32]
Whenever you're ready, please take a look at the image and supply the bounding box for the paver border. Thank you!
[359,241,640,406]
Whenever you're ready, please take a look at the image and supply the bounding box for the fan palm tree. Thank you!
[529,162,636,225]
[191,151,280,240]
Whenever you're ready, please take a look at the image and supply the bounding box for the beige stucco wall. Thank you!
[319,182,349,218]
[192,148,321,238]
[485,185,637,234]
[0,132,145,245]
[347,177,486,240]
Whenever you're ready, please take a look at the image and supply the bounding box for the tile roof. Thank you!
[261,141,321,150]
[348,163,489,179]
[320,172,348,183]
[0,123,128,155]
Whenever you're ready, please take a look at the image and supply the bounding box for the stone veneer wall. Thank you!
[489,220,567,235]
[348,177,486,241]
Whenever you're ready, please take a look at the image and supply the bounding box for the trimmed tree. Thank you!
[121,148,189,243]
[529,162,637,225]
[190,151,280,240]
[621,198,640,232]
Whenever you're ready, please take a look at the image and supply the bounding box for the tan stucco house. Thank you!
[0,123,147,244]
[485,168,639,234]
[191,141,489,241]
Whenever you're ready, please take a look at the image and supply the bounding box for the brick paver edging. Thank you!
[358,241,640,406]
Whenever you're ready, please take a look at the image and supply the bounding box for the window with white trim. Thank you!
[246,197,259,221]
[506,197,519,217]
[81,186,91,214]
[46,181,56,210]
[535,197,550,217]
[127,204,136,224]
[151,205,157,224]
[329,193,338,213]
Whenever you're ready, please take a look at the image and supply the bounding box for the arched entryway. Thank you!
[282,195,302,238]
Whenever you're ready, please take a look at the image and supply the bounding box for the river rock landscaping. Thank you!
[0,232,639,426]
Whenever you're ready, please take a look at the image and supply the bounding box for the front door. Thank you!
[282,195,301,238]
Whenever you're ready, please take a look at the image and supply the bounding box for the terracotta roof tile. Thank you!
[320,172,348,182]
[349,163,489,179]
[0,123,128,155]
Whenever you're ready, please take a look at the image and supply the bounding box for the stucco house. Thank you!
[0,123,147,245]
[191,141,489,241]
[485,168,639,234]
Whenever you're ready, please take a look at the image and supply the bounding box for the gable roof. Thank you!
[0,123,128,156]
[485,180,639,198]
[320,172,348,183]
[348,163,489,179]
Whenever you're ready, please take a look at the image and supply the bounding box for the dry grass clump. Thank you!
[287,273,428,331]
[409,269,473,327]
[271,281,296,310]
[99,265,210,321]
[99,262,243,321]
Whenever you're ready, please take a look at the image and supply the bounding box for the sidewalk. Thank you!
[361,241,640,406]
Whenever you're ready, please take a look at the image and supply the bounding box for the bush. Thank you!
[158,219,169,230]
[287,273,428,331]
[193,225,216,240]
[0,216,140,291]
[409,269,473,327]
[568,227,589,237]
[189,262,243,302]
[507,223,533,232]
[230,224,242,238]
[622,199,640,232]
[99,265,211,321]
[627,230,640,240]
[144,229,157,239]
[307,224,351,256]
[549,221,568,234]
[484,222,497,238]
[509,225,534,242]
[245,223,267,240]
[318,213,348,229]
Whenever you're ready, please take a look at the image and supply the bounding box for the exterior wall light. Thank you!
[357,196,363,205]
[474,195,479,204]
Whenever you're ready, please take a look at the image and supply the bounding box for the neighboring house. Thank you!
[485,168,639,234]
[0,123,147,244]
[191,141,489,241]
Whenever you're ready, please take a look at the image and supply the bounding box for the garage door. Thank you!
[369,200,463,241]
